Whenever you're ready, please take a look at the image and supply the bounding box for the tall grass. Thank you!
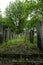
[0,36,38,54]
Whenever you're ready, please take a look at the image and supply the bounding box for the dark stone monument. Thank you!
[5,27,10,40]
[0,24,3,43]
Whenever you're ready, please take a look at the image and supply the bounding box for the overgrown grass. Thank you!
[0,36,39,54]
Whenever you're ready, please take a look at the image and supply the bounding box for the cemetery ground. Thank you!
[0,0,43,64]
[0,36,43,65]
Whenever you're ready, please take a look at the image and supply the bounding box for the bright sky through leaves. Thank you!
[0,0,15,14]
[0,0,24,15]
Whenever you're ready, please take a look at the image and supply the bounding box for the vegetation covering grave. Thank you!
[0,0,43,65]
[0,36,42,54]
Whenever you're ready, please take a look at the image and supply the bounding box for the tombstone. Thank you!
[36,21,43,49]
[12,32,16,38]
[0,24,3,43]
[9,31,13,39]
[24,29,30,38]
[3,28,14,40]
[41,24,43,49]
[3,30,5,41]
[9,31,15,39]
[4,27,10,40]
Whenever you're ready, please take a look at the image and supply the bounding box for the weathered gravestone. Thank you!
[3,28,16,40]
[0,25,3,43]
[12,32,16,38]
[24,29,30,38]
[41,23,43,49]
[9,31,12,39]
[9,31,15,39]
[36,21,43,49]
[3,28,12,40]
[4,27,10,40]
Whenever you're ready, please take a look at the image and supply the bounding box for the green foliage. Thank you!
[0,10,3,25]
[0,0,43,33]
[5,1,25,33]
[2,18,16,32]
[0,36,37,54]
[5,0,38,33]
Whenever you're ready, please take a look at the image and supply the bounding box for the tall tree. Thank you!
[5,0,36,34]
[27,0,43,49]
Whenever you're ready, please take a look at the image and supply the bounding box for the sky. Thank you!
[0,0,36,16]
[0,0,15,15]
[0,0,25,16]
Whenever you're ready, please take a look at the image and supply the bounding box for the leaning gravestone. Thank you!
[0,25,3,43]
